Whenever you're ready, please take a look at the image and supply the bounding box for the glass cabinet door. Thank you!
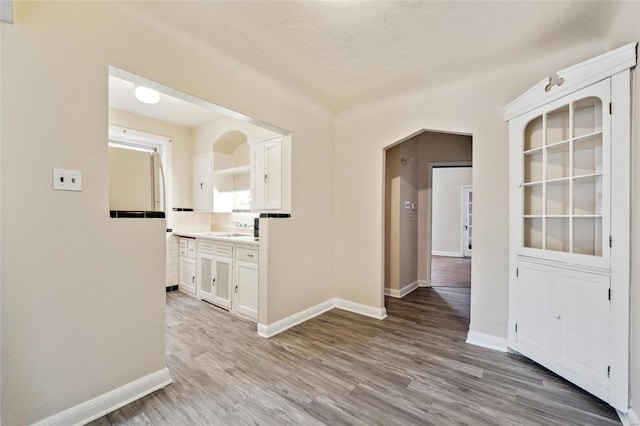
[520,80,609,266]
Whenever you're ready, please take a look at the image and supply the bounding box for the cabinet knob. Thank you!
[264,174,268,183]
[247,254,254,258]
[235,285,238,293]
[200,182,203,189]
[192,276,195,284]
[212,278,216,285]
[556,314,561,319]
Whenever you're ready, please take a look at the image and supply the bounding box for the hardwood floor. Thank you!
[431,255,471,287]
[90,289,619,425]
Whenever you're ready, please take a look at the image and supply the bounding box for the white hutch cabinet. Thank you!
[504,43,636,412]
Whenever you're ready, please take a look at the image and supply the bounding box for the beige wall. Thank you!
[432,167,473,256]
[384,138,418,291]
[193,117,277,157]
[109,108,194,209]
[1,2,334,425]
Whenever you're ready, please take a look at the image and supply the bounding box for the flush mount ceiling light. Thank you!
[134,86,160,104]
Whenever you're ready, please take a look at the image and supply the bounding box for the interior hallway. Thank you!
[431,255,471,287]
[90,290,619,425]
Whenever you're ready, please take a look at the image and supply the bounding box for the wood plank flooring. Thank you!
[431,255,471,287]
[90,288,619,425]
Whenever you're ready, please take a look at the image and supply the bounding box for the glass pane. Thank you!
[546,218,570,252]
[573,217,602,256]
[546,142,570,180]
[524,184,543,215]
[574,134,602,176]
[525,116,543,151]
[573,176,602,215]
[524,151,543,183]
[524,218,543,249]
[546,181,569,215]
[573,97,602,138]
[547,105,570,145]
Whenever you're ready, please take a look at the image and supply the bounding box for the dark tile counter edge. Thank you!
[110,210,166,219]
[259,213,291,218]
[172,208,194,212]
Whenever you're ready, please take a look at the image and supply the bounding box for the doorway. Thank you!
[383,130,472,301]
[430,166,472,288]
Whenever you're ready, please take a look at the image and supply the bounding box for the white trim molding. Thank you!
[32,368,172,426]
[258,298,387,338]
[504,42,637,120]
[257,299,335,338]
[334,298,387,320]
[432,250,463,258]
[466,330,508,352]
[384,281,419,298]
[618,409,640,426]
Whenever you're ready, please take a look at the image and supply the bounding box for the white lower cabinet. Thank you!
[516,259,611,397]
[197,240,233,310]
[233,245,259,321]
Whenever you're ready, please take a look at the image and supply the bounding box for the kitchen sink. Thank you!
[204,232,251,238]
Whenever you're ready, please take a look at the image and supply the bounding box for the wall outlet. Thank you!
[53,168,82,191]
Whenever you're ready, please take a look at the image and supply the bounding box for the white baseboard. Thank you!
[334,298,387,320]
[32,368,172,426]
[618,408,640,426]
[432,250,463,257]
[257,299,335,338]
[418,280,429,288]
[384,281,419,298]
[466,330,508,352]
[258,298,387,338]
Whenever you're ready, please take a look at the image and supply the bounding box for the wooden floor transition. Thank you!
[91,288,619,425]
[431,255,471,287]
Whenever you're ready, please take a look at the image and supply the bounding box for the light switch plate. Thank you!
[53,168,82,191]
[404,200,411,209]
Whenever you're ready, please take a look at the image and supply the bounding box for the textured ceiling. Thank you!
[120,1,620,112]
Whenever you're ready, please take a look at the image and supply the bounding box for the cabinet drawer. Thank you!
[179,247,188,257]
[179,238,188,249]
[199,240,233,258]
[236,247,258,263]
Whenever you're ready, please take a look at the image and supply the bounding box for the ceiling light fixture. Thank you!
[134,86,160,104]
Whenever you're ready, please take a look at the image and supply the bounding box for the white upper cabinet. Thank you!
[513,79,611,270]
[193,153,213,211]
[250,136,283,211]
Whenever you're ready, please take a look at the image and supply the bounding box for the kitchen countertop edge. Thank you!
[172,230,259,246]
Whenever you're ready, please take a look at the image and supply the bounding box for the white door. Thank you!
[264,140,282,210]
[193,154,212,211]
[235,261,258,321]
[179,257,196,294]
[516,261,556,362]
[462,186,472,257]
[556,269,610,388]
[197,253,214,302]
[211,256,233,310]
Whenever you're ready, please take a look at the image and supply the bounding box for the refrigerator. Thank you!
[108,146,165,212]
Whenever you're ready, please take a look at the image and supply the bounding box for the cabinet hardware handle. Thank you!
[556,314,561,319]
[264,174,268,183]
[247,254,254,258]
[192,276,195,284]
[200,182,203,189]
[212,278,216,285]
[235,285,238,293]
